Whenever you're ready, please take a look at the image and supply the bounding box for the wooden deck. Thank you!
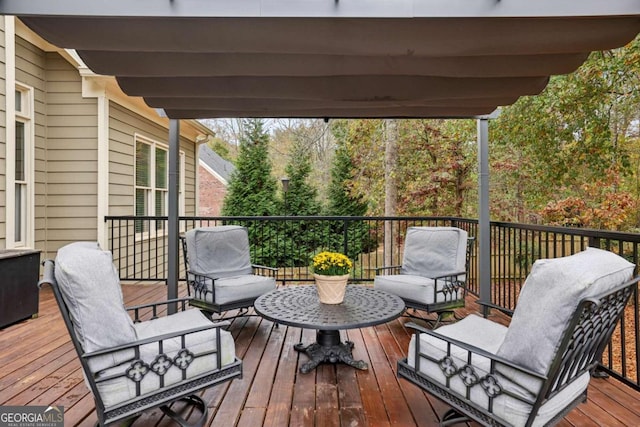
[2,282,640,426]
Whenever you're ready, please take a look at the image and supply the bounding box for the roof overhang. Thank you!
[2,0,640,119]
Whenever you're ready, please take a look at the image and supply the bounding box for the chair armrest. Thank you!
[187,269,219,280]
[83,319,234,396]
[476,300,515,317]
[126,297,194,322]
[431,271,467,303]
[252,264,278,277]
[375,265,402,274]
[82,321,231,359]
[405,321,544,379]
[432,270,466,281]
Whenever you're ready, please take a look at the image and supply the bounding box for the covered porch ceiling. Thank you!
[3,0,640,308]
[3,0,640,119]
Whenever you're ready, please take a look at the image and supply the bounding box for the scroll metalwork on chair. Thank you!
[397,247,637,427]
[374,226,472,325]
[40,242,242,426]
[181,225,277,316]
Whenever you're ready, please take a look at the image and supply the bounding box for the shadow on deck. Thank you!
[1,282,639,426]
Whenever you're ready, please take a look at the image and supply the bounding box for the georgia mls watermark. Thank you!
[0,406,64,427]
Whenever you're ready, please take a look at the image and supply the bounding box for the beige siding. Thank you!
[108,102,197,216]
[15,36,46,253]
[108,103,197,279]
[44,51,98,257]
[5,30,199,269]
[0,19,6,246]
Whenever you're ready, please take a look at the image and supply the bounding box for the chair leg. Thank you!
[160,395,208,427]
[592,366,610,378]
[401,309,461,329]
[431,310,462,329]
[440,408,469,426]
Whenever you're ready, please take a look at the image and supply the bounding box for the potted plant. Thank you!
[311,251,353,304]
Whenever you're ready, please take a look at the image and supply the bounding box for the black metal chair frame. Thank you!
[376,236,475,327]
[180,235,278,318]
[39,259,243,427]
[397,276,639,427]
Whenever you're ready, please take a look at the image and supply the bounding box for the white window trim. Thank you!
[6,80,36,249]
[134,133,185,239]
[180,151,186,216]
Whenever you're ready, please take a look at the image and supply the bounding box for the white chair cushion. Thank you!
[54,242,137,372]
[497,247,634,375]
[197,274,277,305]
[96,309,236,409]
[374,274,459,304]
[401,227,468,278]
[408,315,590,427]
[185,226,253,277]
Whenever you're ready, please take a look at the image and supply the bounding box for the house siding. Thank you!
[43,52,98,258]
[1,20,203,268]
[108,102,196,217]
[15,36,48,252]
[108,103,197,279]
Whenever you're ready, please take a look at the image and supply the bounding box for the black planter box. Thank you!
[0,249,41,328]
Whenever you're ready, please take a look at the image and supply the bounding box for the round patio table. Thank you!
[254,284,405,373]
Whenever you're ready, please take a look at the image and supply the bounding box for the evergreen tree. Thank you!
[326,143,368,217]
[222,119,278,217]
[279,139,323,266]
[281,140,322,216]
[325,139,375,263]
[221,119,279,265]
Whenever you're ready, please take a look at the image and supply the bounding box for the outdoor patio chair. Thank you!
[39,242,242,426]
[374,226,472,326]
[397,247,638,427]
[181,225,277,317]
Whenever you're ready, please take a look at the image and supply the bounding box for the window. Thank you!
[134,135,183,234]
[13,86,33,247]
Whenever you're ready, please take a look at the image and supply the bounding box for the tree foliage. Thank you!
[329,118,477,218]
[326,132,369,217]
[221,119,280,265]
[222,119,278,217]
[277,137,325,266]
[540,167,635,230]
[395,120,476,217]
[324,127,375,260]
[490,35,640,228]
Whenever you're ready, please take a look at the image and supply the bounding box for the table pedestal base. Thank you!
[294,330,368,373]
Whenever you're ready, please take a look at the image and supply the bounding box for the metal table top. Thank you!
[254,285,405,330]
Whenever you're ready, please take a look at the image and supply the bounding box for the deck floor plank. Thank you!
[263,325,302,427]
[336,364,367,427]
[0,341,75,398]
[210,316,272,427]
[315,364,341,427]
[1,283,639,426]
[348,328,391,427]
[361,325,416,426]
[289,328,318,427]
[245,320,286,409]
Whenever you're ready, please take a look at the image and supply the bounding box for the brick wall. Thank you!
[198,164,227,216]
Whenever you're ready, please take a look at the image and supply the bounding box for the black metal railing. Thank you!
[105,215,639,390]
[105,215,478,288]
[488,221,640,389]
